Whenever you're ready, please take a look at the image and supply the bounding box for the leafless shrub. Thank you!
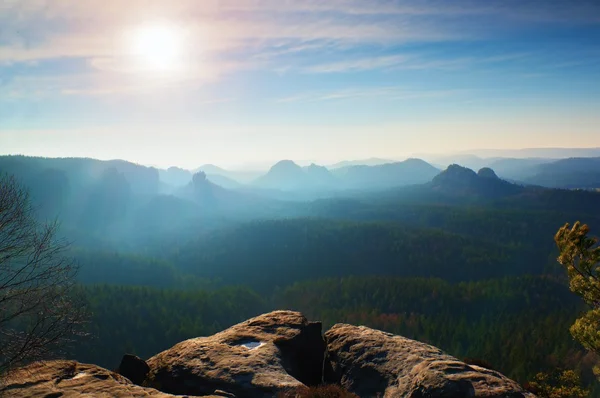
[0,174,86,373]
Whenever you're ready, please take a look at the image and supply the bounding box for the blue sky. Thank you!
[1,0,599,169]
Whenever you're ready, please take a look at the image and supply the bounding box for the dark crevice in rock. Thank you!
[116,354,150,386]
[1,379,53,391]
[275,321,325,387]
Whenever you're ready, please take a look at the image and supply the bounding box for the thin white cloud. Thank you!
[304,55,412,73]
[4,0,573,66]
[301,52,532,74]
[5,1,598,23]
[0,69,236,99]
[0,0,597,100]
[276,86,465,103]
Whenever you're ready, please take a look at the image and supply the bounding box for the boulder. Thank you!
[324,324,536,398]
[145,310,325,398]
[0,360,216,397]
[117,354,150,385]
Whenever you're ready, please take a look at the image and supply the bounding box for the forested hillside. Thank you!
[170,219,548,289]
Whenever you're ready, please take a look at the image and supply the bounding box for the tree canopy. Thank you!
[555,222,600,367]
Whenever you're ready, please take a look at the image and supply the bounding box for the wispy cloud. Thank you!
[1,0,598,100]
[0,70,237,100]
[276,86,466,103]
[4,0,594,66]
[303,55,412,73]
[301,52,531,74]
[0,1,466,64]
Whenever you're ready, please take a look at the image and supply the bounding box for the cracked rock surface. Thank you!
[0,360,219,397]
[145,310,325,398]
[325,324,536,398]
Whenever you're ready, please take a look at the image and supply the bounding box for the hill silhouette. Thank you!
[429,164,524,198]
[334,158,440,190]
[254,160,317,190]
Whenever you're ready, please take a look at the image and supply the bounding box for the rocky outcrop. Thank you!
[325,324,535,397]
[2,312,535,398]
[0,360,220,397]
[145,310,325,398]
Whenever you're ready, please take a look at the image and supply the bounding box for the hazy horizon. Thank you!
[4,146,600,172]
[2,1,599,168]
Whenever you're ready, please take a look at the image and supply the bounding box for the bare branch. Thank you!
[0,173,86,373]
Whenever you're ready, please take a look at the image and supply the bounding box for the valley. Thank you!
[2,153,599,391]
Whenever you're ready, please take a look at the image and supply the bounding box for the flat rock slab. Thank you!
[0,360,218,398]
[325,324,536,398]
[146,310,325,398]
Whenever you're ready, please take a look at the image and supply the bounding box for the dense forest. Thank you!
[2,155,600,392]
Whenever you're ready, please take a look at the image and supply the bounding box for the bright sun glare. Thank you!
[131,25,183,72]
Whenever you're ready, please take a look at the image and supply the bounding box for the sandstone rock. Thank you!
[0,360,216,397]
[146,310,325,398]
[2,315,537,398]
[325,324,536,398]
[117,354,150,385]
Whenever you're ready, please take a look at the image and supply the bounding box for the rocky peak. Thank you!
[192,171,208,186]
[478,167,500,179]
[432,164,479,186]
[430,164,523,198]
[403,157,433,167]
[305,164,337,186]
[254,161,306,190]
[256,161,334,191]
[269,160,303,174]
[305,163,328,174]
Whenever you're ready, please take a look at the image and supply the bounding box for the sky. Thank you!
[1,0,600,169]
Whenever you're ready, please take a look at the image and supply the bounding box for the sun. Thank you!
[130,24,183,72]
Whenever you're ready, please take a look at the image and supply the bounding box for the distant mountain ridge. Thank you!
[163,153,600,192]
[420,154,600,189]
[328,157,395,169]
[5,155,600,213]
[195,164,263,184]
[0,155,160,195]
[252,158,440,192]
[159,167,192,187]
[524,157,600,189]
[252,160,337,191]
[334,158,440,190]
[304,163,338,187]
